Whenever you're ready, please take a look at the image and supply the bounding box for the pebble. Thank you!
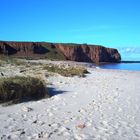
[21,107,33,112]
[78,108,85,113]
[51,123,61,129]
[86,121,92,127]
[43,132,49,138]
[76,123,86,129]
[38,131,43,138]
[64,120,70,124]
[32,120,37,124]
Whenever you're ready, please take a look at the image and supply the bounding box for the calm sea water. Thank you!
[99,63,140,71]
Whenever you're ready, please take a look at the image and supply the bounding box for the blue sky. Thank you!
[0,0,140,48]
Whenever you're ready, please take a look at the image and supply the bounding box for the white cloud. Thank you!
[118,47,140,61]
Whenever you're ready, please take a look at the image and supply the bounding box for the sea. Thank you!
[99,63,140,71]
[99,47,140,71]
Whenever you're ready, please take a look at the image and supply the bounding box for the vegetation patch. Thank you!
[42,44,65,60]
[43,64,89,77]
[0,76,49,104]
[0,56,26,66]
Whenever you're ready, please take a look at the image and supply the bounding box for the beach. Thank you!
[0,61,140,140]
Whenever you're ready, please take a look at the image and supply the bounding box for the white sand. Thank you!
[0,62,140,140]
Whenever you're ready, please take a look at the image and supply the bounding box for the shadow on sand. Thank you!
[47,87,67,96]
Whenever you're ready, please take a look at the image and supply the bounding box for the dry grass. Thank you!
[43,64,89,77]
[0,56,26,66]
[0,76,49,104]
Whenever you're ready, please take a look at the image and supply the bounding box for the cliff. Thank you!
[0,41,121,63]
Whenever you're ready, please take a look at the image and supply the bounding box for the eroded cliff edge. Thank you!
[0,41,121,63]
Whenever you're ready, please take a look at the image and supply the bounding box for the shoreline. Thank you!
[121,60,140,63]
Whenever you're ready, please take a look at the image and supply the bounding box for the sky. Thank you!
[0,0,140,49]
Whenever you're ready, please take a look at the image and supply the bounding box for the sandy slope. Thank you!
[0,63,140,140]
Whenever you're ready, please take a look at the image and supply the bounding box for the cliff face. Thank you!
[56,44,121,63]
[0,41,121,63]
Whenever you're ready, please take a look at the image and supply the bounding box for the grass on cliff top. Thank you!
[0,76,49,104]
[42,44,65,60]
[43,64,89,77]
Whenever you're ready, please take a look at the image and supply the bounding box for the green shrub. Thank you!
[0,76,49,104]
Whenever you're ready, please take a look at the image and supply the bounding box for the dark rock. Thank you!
[1,72,4,76]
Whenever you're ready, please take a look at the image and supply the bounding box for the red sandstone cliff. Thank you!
[0,41,121,63]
